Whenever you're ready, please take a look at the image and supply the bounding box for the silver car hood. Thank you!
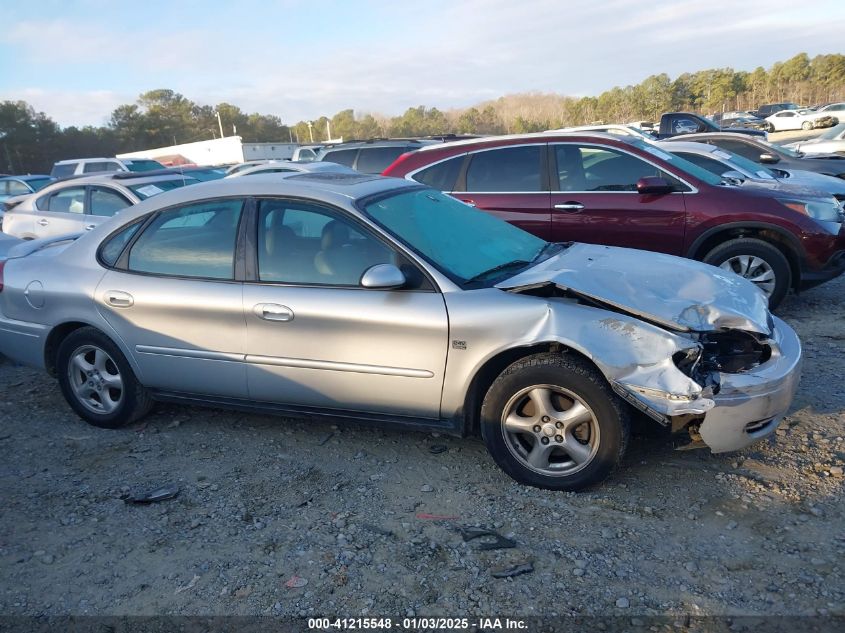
[496,243,772,335]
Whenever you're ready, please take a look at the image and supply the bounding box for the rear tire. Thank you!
[480,353,629,491]
[56,327,153,429]
[801,121,813,131]
[703,238,791,309]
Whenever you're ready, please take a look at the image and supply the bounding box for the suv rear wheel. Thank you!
[703,238,791,309]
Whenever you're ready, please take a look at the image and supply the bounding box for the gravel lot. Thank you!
[1,277,844,621]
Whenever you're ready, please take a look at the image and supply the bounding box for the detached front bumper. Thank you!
[698,316,802,452]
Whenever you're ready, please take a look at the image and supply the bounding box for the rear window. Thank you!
[51,163,77,178]
[124,159,165,172]
[412,155,464,191]
[465,146,543,192]
[320,149,358,167]
[356,146,411,174]
[127,178,198,200]
[83,161,122,174]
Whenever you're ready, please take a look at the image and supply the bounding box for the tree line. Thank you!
[2,53,844,174]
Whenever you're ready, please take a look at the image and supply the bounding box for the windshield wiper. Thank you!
[466,259,532,283]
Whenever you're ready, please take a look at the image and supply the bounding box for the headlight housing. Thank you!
[782,198,844,223]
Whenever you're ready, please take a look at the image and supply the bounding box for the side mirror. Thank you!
[720,170,746,185]
[636,177,673,195]
[759,153,780,164]
[360,263,406,289]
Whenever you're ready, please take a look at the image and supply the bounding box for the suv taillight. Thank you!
[0,260,5,292]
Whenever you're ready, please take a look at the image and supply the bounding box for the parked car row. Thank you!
[2,125,842,492]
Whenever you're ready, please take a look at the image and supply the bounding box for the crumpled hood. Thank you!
[496,243,772,335]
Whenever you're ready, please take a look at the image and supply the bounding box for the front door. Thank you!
[549,143,688,255]
[96,198,249,397]
[242,198,449,418]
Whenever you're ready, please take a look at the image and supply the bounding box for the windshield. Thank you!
[631,140,722,186]
[27,177,54,191]
[819,123,845,140]
[363,188,548,285]
[128,178,197,199]
[761,139,801,158]
[125,159,165,172]
[720,150,776,179]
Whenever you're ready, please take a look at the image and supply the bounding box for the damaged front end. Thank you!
[495,243,803,453]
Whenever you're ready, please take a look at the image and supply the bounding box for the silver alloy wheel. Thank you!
[501,384,600,476]
[718,255,777,296]
[67,345,124,415]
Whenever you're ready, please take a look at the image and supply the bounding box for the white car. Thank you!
[765,109,837,132]
[50,157,165,178]
[783,123,845,156]
[2,172,198,240]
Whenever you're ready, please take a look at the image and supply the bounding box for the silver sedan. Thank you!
[0,174,802,490]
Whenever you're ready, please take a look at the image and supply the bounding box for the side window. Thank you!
[555,145,681,192]
[7,180,31,195]
[51,163,77,178]
[675,152,731,177]
[411,155,464,191]
[45,186,87,213]
[100,222,142,266]
[464,146,542,192]
[127,199,244,279]
[355,146,408,174]
[321,149,358,167]
[257,199,394,286]
[83,162,109,173]
[90,187,131,217]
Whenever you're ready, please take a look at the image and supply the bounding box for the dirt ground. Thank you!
[0,277,843,621]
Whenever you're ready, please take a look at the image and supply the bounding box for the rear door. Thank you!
[451,144,552,240]
[31,185,90,239]
[96,198,249,397]
[549,143,687,254]
[88,186,133,230]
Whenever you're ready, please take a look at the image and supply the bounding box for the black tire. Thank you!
[56,327,153,429]
[480,352,629,491]
[703,238,791,309]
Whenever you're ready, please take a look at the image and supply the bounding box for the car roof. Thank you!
[658,141,721,154]
[53,157,118,164]
[109,172,419,225]
[321,139,440,150]
[0,174,51,181]
[416,131,633,153]
[664,132,763,144]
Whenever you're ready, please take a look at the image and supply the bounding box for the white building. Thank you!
[117,136,300,166]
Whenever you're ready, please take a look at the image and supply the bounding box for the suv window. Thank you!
[555,145,683,192]
[257,199,394,286]
[44,186,87,213]
[90,187,131,217]
[51,163,78,178]
[411,155,464,191]
[356,146,410,174]
[321,149,358,167]
[127,199,244,279]
[464,146,542,192]
[83,161,121,174]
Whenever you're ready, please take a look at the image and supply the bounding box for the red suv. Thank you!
[383,133,845,308]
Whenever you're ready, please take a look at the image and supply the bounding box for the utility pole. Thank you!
[306,121,314,143]
[326,120,332,141]
[216,111,225,138]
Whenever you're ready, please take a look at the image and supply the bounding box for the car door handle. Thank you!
[554,202,585,212]
[105,290,134,308]
[85,224,96,231]
[37,219,50,226]
[253,303,294,322]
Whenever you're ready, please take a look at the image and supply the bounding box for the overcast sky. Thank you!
[1,0,844,128]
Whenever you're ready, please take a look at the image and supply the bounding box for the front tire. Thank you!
[480,353,629,491]
[802,121,814,131]
[56,327,153,429]
[703,238,791,309]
